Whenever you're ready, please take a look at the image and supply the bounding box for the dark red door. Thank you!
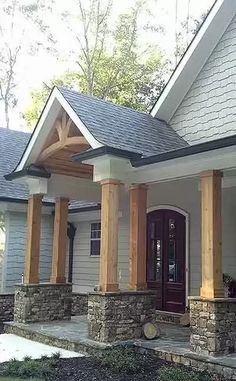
[147,209,186,313]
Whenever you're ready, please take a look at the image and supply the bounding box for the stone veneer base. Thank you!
[14,283,72,323]
[88,290,157,342]
[189,296,236,356]
[0,294,14,322]
[72,293,88,316]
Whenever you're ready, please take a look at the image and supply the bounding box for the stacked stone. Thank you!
[14,284,72,323]
[72,293,88,315]
[0,294,14,321]
[88,291,157,342]
[190,297,236,356]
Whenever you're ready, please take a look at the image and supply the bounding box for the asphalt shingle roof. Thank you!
[58,87,188,157]
[0,128,30,200]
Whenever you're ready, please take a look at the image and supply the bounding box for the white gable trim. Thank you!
[151,0,236,122]
[16,87,103,172]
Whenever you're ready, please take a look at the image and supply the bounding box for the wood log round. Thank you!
[143,322,160,340]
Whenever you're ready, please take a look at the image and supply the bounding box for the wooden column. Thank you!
[129,184,148,290]
[50,197,69,284]
[99,179,120,292]
[200,170,224,298]
[24,194,43,284]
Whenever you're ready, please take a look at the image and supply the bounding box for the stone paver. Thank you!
[0,333,83,362]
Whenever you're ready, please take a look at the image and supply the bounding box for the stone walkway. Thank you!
[0,333,83,362]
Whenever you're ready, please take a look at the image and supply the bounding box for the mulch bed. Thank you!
[46,356,163,381]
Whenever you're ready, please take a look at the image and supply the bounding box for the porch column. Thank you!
[99,179,120,292]
[200,170,224,298]
[24,193,43,284]
[129,184,148,290]
[50,197,69,283]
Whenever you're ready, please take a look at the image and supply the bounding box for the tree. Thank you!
[0,0,55,128]
[23,0,167,128]
[0,213,5,234]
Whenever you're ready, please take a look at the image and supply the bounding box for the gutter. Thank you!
[131,134,236,168]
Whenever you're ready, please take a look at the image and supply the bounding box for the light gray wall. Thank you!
[72,179,236,297]
[3,211,54,292]
[72,198,129,292]
[170,15,236,144]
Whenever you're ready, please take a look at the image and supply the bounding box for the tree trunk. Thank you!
[5,100,10,129]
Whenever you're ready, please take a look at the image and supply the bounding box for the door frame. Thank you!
[147,204,189,308]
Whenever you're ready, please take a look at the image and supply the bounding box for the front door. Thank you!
[147,209,186,313]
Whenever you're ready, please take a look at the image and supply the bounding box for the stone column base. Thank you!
[189,296,236,356]
[14,283,72,323]
[88,290,157,342]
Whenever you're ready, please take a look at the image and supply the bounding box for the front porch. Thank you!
[4,315,236,380]
[4,107,236,360]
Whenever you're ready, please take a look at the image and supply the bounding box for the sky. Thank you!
[1,0,215,131]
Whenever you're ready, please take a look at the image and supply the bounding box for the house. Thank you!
[2,0,236,358]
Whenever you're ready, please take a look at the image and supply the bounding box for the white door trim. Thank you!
[147,204,190,308]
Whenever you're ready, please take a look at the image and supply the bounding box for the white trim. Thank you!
[151,0,236,122]
[147,204,190,308]
[1,212,9,293]
[16,87,103,172]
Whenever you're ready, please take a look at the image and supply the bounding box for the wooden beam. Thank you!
[50,197,69,284]
[99,179,120,292]
[129,184,148,290]
[38,136,88,162]
[200,170,224,298]
[24,194,43,284]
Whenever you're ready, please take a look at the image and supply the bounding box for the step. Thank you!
[155,310,182,325]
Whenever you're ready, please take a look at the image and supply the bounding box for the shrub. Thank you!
[95,346,148,374]
[51,351,61,360]
[157,367,212,381]
[1,353,60,379]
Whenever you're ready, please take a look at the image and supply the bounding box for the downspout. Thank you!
[67,222,76,284]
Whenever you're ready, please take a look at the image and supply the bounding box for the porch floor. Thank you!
[4,316,236,377]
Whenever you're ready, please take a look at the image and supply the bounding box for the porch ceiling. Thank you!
[35,109,93,179]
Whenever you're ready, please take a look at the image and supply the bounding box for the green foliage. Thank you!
[51,352,61,360]
[23,0,167,129]
[23,72,78,129]
[0,377,42,381]
[0,353,60,380]
[94,347,149,374]
[157,367,213,381]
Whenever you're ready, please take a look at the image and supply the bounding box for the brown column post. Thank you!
[24,193,43,284]
[200,170,224,298]
[129,184,148,290]
[99,179,120,292]
[50,197,69,284]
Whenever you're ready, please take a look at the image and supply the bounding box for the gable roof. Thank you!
[58,87,188,157]
[0,127,98,210]
[151,0,236,122]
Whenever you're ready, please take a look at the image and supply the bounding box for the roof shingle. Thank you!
[58,87,188,157]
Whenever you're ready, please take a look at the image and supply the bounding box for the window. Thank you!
[90,222,101,256]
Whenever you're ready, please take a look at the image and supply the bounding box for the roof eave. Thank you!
[72,146,143,162]
[5,165,51,181]
[131,134,236,167]
[151,0,236,122]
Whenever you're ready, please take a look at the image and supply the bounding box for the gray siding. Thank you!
[3,211,53,292]
[72,179,236,297]
[72,208,129,292]
[170,15,236,144]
